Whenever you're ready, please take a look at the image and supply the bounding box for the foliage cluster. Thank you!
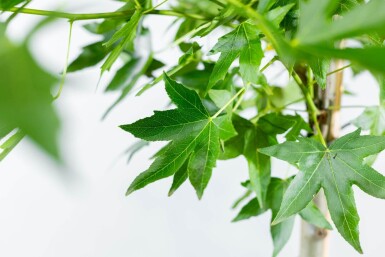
[2,0,385,255]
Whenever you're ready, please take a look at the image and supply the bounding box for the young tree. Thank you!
[1,0,385,256]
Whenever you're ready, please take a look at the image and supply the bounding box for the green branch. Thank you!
[212,87,246,119]
[1,7,207,21]
[292,71,327,147]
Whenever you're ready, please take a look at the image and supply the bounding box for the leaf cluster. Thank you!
[2,0,385,255]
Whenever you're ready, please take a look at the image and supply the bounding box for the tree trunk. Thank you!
[299,58,344,257]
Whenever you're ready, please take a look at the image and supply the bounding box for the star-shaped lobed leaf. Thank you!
[207,22,263,90]
[120,73,236,199]
[259,129,385,253]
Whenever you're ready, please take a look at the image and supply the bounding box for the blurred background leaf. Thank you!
[0,23,60,160]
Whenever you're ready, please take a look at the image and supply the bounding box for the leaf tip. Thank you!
[271,215,284,226]
[125,187,135,196]
[168,189,175,197]
[119,124,130,132]
[196,191,204,200]
[271,220,279,226]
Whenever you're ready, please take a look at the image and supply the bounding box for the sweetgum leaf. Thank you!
[121,74,236,198]
[260,129,385,253]
[208,22,263,90]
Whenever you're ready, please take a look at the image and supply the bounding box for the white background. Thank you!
[1,1,385,256]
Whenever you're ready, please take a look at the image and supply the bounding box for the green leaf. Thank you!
[297,0,385,45]
[271,217,294,257]
[266,4,296,28]
[239,25,264,84]
[0,25,60,159]
[314,46,385,75]
[187,122,220,199]
[336,0,363,14]
[232,197,266,222]
[101,10,143,73]
[244,127,273,208]
[209,89,237,140]
[144,58,165,78]
[105,57,141,91]
[209,89,232,114]
[208,22,263,89]
[0,0,25,9]
[296,0,338,45]
[309,58,330,89]
[258,113,312,141]
[223,0,296,69]
[219,115,252,160]
[0,123,13,140]
[121,74,235,198]
[258,0,275,13]
[260,129,385,253]
[233,177,330,256]
[103,54,155,118]
[68,41,110,72]
[175,63,214,92]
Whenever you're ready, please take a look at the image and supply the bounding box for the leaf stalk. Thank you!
[212,87,246,119]
[292,71,327,147]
